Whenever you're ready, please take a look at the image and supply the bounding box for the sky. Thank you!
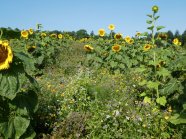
[0,0,186,36]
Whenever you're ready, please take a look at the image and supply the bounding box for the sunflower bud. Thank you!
[152,5,159,13]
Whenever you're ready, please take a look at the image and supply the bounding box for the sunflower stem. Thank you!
[110,31,113,39]
[151,12,156,46]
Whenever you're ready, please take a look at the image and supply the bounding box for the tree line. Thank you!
[1,27,186,46]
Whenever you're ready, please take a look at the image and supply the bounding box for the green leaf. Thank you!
[0,116,30,139]
[134,66,147,73]
[20,125,36,139]
[143,96,151,104]
[14,52,36,75]
[154,16,160,20]
[156,96,167,106]
[159,78,179,95]
[0,73,19,100]
[147,81,159,90]
[147,14,152,18]
[141,32,148,36]
[139,92,146,97]
[14,116,30,139]
[156,26,165,31]
[170,113,186,125]
[12,91,38,114]
[95,57,103,63]
[119,64,125,69]
[115,55,122,60]
[157,68,171,77]
[139,80,147,86]
[0,118,14,139]
[147,26,154,31]
[146,20,152,24]
[36,55,44,65]
[183,103,186,110]
[110,61,117,68]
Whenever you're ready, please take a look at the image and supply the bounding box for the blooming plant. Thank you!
[0,37,39,138]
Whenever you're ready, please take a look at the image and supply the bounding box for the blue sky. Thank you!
[0,0,186,36]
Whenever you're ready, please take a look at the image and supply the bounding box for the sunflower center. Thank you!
[114,46,119,50]
[0,45,8,63]
[145,45,150,49]
[116,35,121,39]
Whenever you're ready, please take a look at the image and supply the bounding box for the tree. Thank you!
[182,30,186,46]
[167,30,174,40]
[75,29,89,39]
[90,31,95,37]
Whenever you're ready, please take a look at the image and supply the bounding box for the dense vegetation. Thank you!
[0,5,186,139]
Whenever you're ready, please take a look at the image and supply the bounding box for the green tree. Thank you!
[75,29,89,39]
[182,30,186,46]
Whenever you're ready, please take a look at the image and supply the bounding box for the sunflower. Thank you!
[124,36,131,43]
[108,24,115,30]
[114,33,123,39]
[21,30,29,38]
[0,40,13,71]
[152,5,159,13]
[135,32,141,37]
[98,29,105,37]
[28,28,34,35]
[41,32,47,37]
[50,33,57,38]
[143,44,151,51]
[32,45,37,49]
[128,39,134,44]
[156,64,161,69]
[84,45,94,52]
[158,33,168,40]
[2,40,9,46]
[58,34,63,39]
[172,38,179,45]
[112,44,121,52]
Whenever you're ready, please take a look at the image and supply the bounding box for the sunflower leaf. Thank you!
[156,96,167,106]
[146,20,152,24]
[156,26,165,31]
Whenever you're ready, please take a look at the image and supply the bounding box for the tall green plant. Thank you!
[0,40,39,139]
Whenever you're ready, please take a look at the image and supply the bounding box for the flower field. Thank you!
[0,5,186,139]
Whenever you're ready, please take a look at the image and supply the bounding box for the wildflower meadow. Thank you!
[0,5,186,139]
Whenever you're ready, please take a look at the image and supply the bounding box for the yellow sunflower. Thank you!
[156,64,161,70]
[0,41,13,71]
[2,40,9,46]
[21,30,29,38]
[124,36,131,43]
[114,33,123,39]
[58,34,63,39]
[98,29,105,37]
[143,44,151,51]
[28,28,34,35]
[108,24,115,30]
[112,44,121,52]
[158,33,168,40]
[50,33,57,38]
[84,45,94,52]
[32,45,37,49]
[135,32,141,37]
[128,39,134,44]
[41,32,47,37]
[172,38,179,45]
